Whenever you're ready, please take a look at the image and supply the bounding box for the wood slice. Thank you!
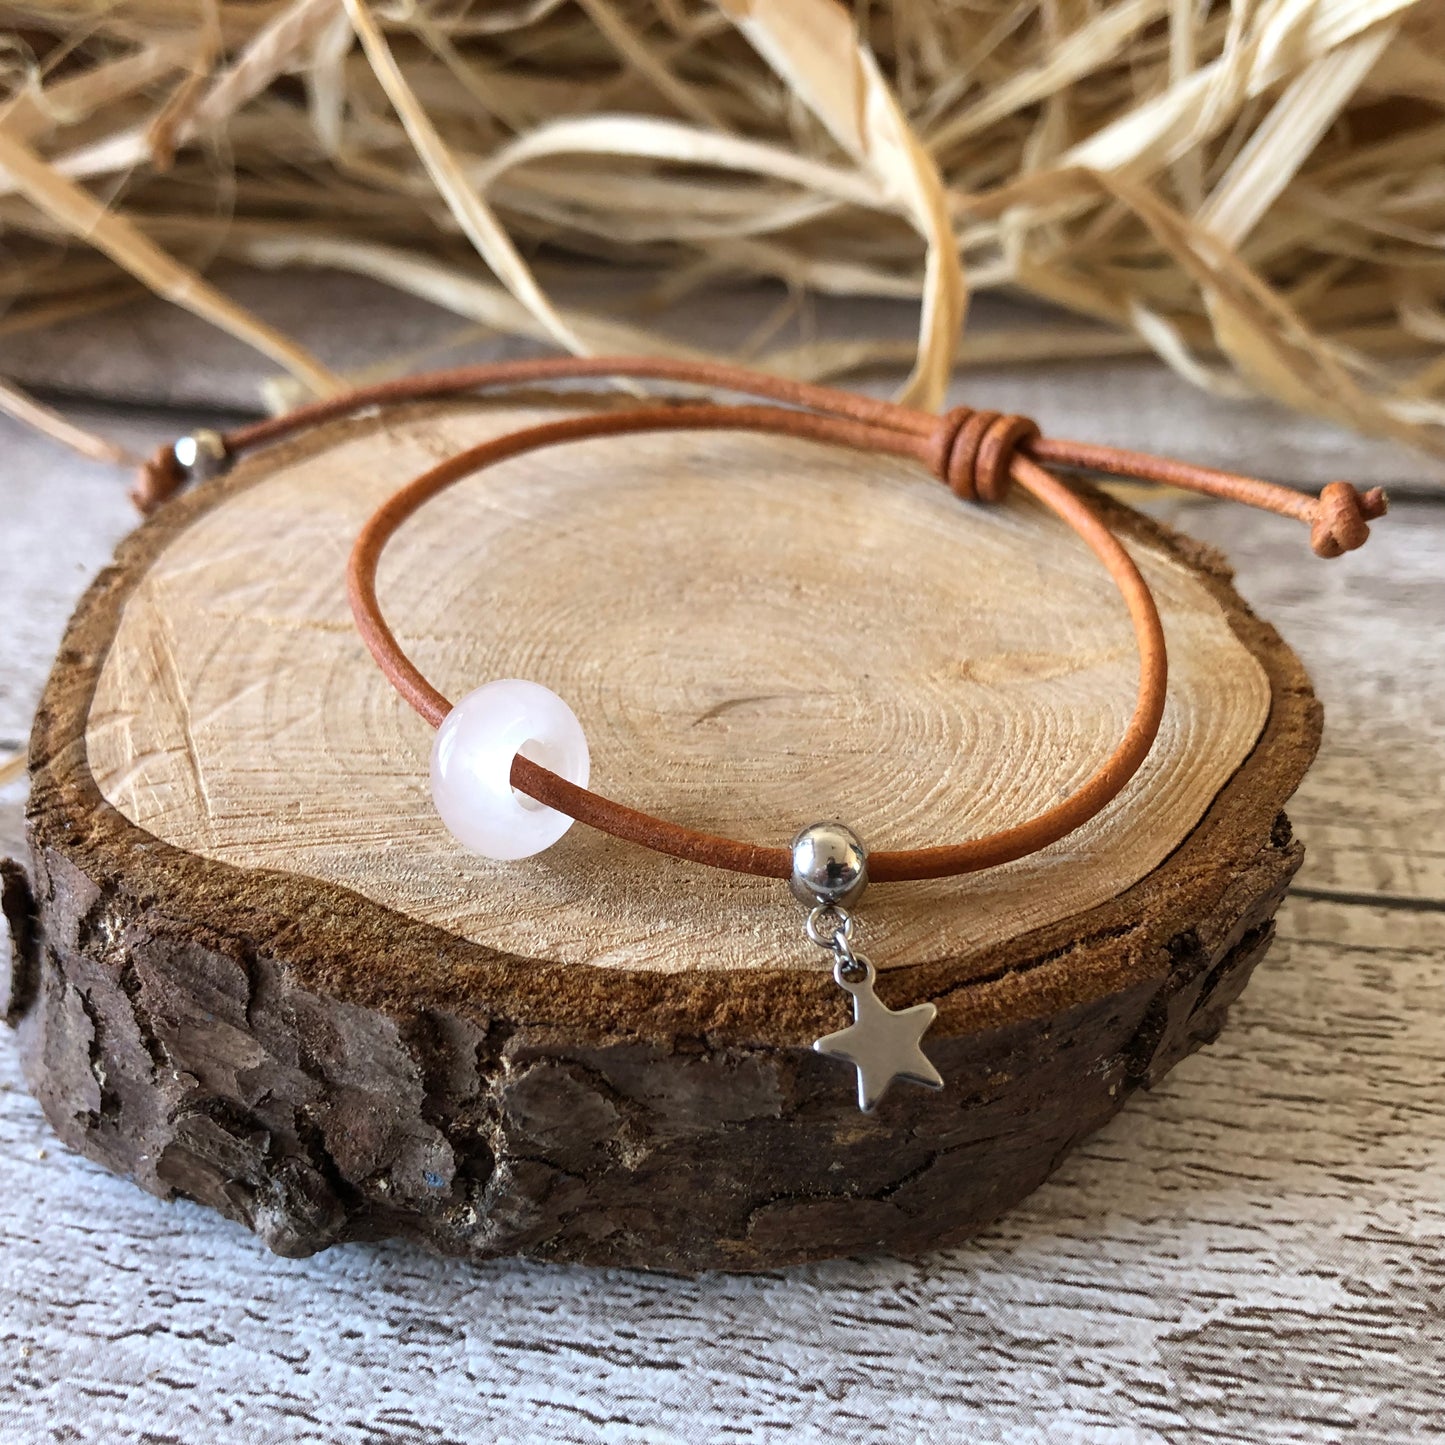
[4,395,1320,1270]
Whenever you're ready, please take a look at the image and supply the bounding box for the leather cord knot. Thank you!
[1309,481,1388,559]
[930,407,1040,503]
[130,443,186,515]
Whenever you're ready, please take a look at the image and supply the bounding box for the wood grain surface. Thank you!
[84,400,1268,973]
[3,381,1443,1440]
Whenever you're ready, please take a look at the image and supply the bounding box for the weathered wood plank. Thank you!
[3,403,1442,1442]
[4,275,1442,488]
[1170,496,1445,908]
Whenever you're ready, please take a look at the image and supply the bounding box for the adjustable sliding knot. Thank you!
[929,407,1040,504]
[1309,481,1388,559]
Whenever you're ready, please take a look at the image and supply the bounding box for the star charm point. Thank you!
[814,962,943,1112]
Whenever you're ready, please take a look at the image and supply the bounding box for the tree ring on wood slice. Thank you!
[6,395,1320,1270]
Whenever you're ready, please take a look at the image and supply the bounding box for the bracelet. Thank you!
[142,357,1386,1112]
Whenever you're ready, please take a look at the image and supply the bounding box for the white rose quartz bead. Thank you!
[430,680,590,860]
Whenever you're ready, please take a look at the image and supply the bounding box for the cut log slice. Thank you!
[5,395,1319,1269]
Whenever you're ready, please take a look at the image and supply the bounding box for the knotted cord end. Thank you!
[1310,481,1388,558]
[929,407,1040,503]
[130,430,232,516]
[130,444,187,515]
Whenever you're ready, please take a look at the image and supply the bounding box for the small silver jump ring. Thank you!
[833,952,874,988]
[805,904,854,952]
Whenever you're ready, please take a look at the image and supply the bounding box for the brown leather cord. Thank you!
[135,354,1389,557]
[139,356,1387,882]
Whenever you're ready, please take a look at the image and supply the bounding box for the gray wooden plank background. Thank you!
[6,268,1445,488]
[1,285,1443,1444]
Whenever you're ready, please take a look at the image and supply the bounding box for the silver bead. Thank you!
[790,821,868,908]
[172,429,231,482]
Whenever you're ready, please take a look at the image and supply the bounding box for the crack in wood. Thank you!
[1289,886,1445,914]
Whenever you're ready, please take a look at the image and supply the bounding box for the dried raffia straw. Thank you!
[0,128,341,397]
[0,376,138,464]
[339,0,588,359]
[0,747,26,788]
[0,0,1442,457]
[716,0,963,409]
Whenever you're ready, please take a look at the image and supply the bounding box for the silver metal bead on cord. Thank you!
[172,429,231,483]
[792,821,942,1111]
[790,821,869,908]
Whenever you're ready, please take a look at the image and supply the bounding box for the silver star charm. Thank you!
[814,955,943,1112]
